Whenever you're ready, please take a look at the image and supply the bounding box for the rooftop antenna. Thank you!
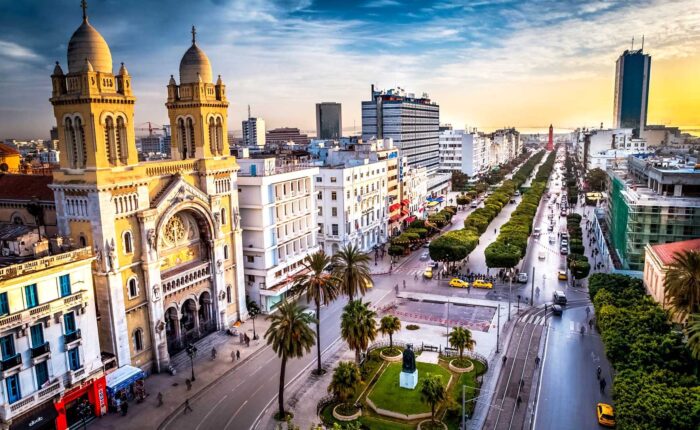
[247,104,251,120]
[641,35,645,51]
[631,36,634,50]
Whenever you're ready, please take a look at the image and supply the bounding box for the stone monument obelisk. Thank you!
[399,344,418,389]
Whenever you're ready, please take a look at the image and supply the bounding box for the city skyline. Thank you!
[1,0,699,139]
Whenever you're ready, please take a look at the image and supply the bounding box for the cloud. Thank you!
[0,40,41,61]
[363,0,401,8]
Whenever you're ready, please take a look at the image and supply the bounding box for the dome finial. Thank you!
[81,0,88,22]
[191,25,196,45]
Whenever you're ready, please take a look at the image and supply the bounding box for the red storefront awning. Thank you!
[389,203,401,212]
[405,216,417,223]
[401,199,410,206]
[401,209,409,216]
[389,214,401,222]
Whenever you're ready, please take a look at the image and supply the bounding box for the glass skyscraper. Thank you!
[613,49,651,135]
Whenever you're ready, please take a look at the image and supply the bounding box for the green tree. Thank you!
[292,251,339,375]
[265,301,316,419]
[332,244,373,301]
[686,314,700,360]
[379,315,401,350]
[246,295,262,339]
[585,168,607,191]
[448,326,476,360]
[663,250,700,322]
[340,300,377,366]
[420,374,446,423]
[328,361,361,406]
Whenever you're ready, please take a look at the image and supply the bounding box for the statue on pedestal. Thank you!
[399,344,418,389]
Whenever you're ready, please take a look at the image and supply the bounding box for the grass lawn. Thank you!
[444,359,487,430]
[359,415,417,429]
[368,362,451,416]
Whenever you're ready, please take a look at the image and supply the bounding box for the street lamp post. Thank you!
[496,303,501,353]
[186,343,198,382]
[508,269,512,321]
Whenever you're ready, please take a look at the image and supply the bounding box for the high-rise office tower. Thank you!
[613,47,651,135]
[362,85,440,172]
[242,117,266,148]
[316,102,342,139]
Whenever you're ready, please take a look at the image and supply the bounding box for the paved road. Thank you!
[161,285,392,430]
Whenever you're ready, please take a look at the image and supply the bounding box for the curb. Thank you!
[157,341,272,429]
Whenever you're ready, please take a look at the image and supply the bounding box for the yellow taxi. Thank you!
[449,278,469,288]
[558,270,568,280]
[596,403,615,427]
[423,267,433,279]
[472,279,493,289]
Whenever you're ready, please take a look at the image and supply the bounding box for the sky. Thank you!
[0,0,699,139]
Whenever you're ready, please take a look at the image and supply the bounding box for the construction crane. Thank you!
[135,122,166,137]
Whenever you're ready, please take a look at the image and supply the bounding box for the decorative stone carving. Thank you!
[107,239,117,272]
[213,212,221,231]
[164,215,186,244]
[232,208,241,230]
[218,290,226,301]
[147,228,157,251]
[153,284,161,301]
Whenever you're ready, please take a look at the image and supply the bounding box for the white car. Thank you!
[517,272,528,283]
[420,252,430,261]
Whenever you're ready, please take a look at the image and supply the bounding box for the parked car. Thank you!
[431,261,439,269]
[538,251,546,261]
[472,279,493,289]
[423,267,433,279]
[449,278,469,288]
[560,246,569,255]
[551,304,563,316]
[558,270,568,280]
[533,227,541,238]
[470,202,478,208]
[517,272,528,283]
[597,403,616,427]
[514,190,520,196]
[553,290,567,305]
[420,252,430,261]
[423,242,431,248]
[561,238,569,246]
[549,236,556,244]
[302,308,317,319]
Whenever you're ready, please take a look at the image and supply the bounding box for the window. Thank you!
[331,224,338,235]
[35,362,49,388]
[226,286,232,304]
[332,207,338,217]
[0,334,15,359]
[64,312,76,334]
[24,284,38,309]
[133,329,144,352]
[127,278,138,298]
[79,235,87,247]
[318,207,322,216]
[317,191,322,200]
[68,348,81,371]
[221,208,227,225]
[331,192,337,201]
[318,223,323,233]
[316,177,321,182]
[0,293,8,316]
[5,375,20,404]
[666,225,673,235]
[59,274,71,297]
[330,177,337,183]
[123,231,133,254]
[223,245,229,259]
[247,275,255,283]
[246,255,254,263]
[30,324,44,348]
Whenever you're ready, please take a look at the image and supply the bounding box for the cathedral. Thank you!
[49,3,247,372]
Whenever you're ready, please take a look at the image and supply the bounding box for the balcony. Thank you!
[161,262,211,297]
[30,342,51,363]
[0,290,88,332]
[67,367,86,386]
[63,329,82,347]
[0,380,63,421]
[1,354,22,377]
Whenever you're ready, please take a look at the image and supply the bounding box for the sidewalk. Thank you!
[89,317,271,430]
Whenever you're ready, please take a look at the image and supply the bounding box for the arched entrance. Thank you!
[198,291,216,336]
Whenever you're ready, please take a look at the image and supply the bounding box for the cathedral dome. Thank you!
[67,19,113,74]
[179,27,212,84]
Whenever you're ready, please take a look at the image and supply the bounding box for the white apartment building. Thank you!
[37,149,60,164]
[438,129,490,176]
[0,245,106,429]
[316,158,389,255]
[401,166,428,222]
[242,117,266,148]
[490,128,521,166]
[237,158,319,312]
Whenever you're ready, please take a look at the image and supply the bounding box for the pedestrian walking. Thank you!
[534,356,540,368]
[211,347,217,360]
[121,401,129,416]
[157,392,163,407]
[230,350,236,362]
[184,399,193,414]
[403,280,406,289]
[502,356,507,366]
[600,377,607,393]
[185,378,192,391]
[516,395,522,409]
[596,366,602,380]
[246,336,250,347]
[520,378,525,389]
[395,284,399,295]
[236,350,241,360]
[588,319,593,330]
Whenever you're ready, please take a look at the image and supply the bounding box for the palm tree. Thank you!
[332,244,373,301]
[663,250,700,321]
[379,315,401,350]
[264,301,316,419]
[327,361,361,406]
[448,326,476,361]
[687,314,700,360]
[292,251,339,375]
[420,374,446,423]
[340,300,377,366]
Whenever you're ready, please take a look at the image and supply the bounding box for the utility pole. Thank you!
[508,269,512,321]
[496,303,501,353]
[530,266,535,306]
[462,384,466,429]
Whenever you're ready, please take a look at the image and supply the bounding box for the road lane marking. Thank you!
[224,400,248,430]
[195,394,228,430]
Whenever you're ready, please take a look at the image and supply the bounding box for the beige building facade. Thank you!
[49,10,246,372]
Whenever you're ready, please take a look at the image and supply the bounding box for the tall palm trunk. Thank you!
[315,297,322,374]
[389,333,393,349]
[355,348,361,367]
[278,356,287,418]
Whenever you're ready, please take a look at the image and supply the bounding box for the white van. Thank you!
[533,227,541,238]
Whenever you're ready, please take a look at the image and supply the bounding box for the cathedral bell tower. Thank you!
[50,0,138,174]
[166,26,229,161]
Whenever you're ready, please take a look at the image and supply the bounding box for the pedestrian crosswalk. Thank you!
[520,313,546,326]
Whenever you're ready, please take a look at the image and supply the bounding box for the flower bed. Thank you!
[333,403,361,421]
[418,420,447,430]
[448,358,474,373]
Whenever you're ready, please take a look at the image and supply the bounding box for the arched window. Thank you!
[226,285,232,304]
[208,117,216,155]
[223,245,229,260]
[73,117,87,168]
[216,117,224,155]
[178,118,187,160]
[220,208,227,225]
[133,329,143,352]
[11,215,23,225]
[116,116,128,164]
[123,231,133,254]
[127,277,138,298]
[105,116,116,165]
[186,118,196,158]
[79,235,87,247]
